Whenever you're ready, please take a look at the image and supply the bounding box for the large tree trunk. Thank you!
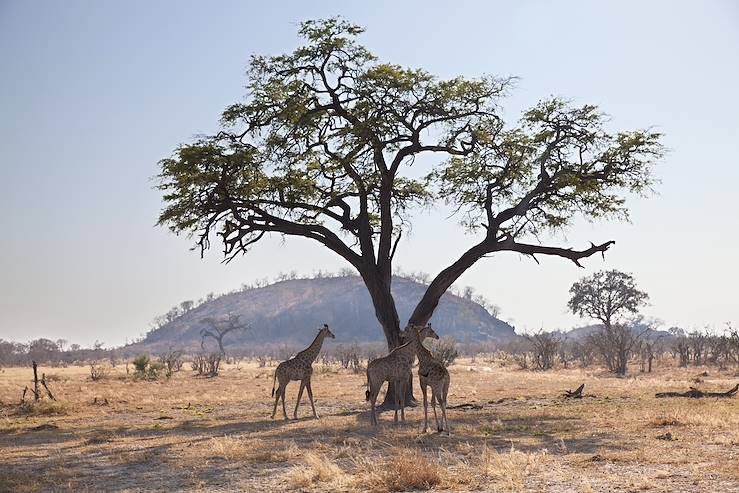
[360,242,489,409]
[361,269,417,409]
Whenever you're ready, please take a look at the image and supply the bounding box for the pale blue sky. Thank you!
[1,1,738,346]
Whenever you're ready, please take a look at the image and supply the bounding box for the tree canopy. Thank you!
[568,269,650,328]
[158,17,664,349]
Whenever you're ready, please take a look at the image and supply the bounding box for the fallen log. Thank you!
[447,402,483,410]
[564,383,585,399]
[655,383,739,398]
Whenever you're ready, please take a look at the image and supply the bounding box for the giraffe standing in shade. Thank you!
[407,324,451,433]
[271,324,335,420]
[364,325,436,426]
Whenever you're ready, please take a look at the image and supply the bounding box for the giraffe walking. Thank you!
[364,325,436,426]
[271,324,335,420]
[407,324,451,433]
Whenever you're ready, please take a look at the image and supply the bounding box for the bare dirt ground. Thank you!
[1,359,738,492]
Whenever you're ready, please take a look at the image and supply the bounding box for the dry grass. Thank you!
[1,360,738,492]
[383,450,440,491]
[288,452,347,488]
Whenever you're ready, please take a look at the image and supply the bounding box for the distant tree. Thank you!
[27,338,59,363]
[688,330,708,366]
[200,313,251,356]
[638,335,665,373]
[158,18,663,402]
[568,270,650,374]
[55,339,68,352]
[525,330,560,370]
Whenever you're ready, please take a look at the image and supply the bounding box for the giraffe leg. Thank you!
[440,393,450,433]
[271,385,281,419]
[398,378,406,422]
[293,380,306,419]
[281,381,289,420]
[393,381,401,424]
[421,382,429,433]
[430,390,440,432]
[306,379,319,419]
[369,382,380,426]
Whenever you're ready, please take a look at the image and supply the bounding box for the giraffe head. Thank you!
[320,323,336,339]
[404,324,439,342]
[417,324,439,341]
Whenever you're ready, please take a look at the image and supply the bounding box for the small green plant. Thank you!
[130,355,165,380]
[132,355,150,375]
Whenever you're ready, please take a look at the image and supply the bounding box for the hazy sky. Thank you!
[1,1,738,347]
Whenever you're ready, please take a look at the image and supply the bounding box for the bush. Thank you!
[429,337,459,367]
[158,349,184,378]
[130,355,166,380]
[192,352,221,377]
[335,343,362,373]
[89,362,109,381]
[132,355,150,375]
[146,361,165,379]
[525,330,561,370]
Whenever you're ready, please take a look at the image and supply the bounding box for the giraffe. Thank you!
[364,325,436,426]
[271,324,335,420]
[407,324,451,433]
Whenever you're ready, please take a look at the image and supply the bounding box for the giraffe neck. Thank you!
[408,329,434,367]
[298,331,327,363]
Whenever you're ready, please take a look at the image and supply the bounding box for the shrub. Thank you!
[89,362,109,381]
[158,349,184,378]
[192,352,221,376]
[147,361,165,379]
[429,337,459,367]
[132,355,150,375]
[335,343,362,373]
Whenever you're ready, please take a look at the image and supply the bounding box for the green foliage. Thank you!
[430,100,663,234]
[156,17,664,339]
[568,270,649,326]
[158,17,662,266]
[132,355,150,374]
[131,355,166,380]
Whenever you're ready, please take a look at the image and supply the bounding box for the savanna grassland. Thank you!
[1,359,738,493]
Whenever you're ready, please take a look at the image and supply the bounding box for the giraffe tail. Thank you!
[365,368,370,401]
[271,370,277,397]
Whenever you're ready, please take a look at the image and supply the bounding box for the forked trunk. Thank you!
[361,270,416,408]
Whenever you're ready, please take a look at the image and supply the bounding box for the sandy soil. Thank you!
[1,358,738,492]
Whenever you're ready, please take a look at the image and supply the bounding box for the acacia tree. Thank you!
[158,18,662,398]
[568,270,650,374]
[200,313,250,356]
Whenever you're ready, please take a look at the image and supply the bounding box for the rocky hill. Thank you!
[131,276,515,353]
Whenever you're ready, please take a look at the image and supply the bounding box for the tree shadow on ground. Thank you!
[1,396,634,492]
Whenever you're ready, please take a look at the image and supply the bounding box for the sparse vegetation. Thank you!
[89,361,109,381]
[428,336,459,367]
[192,352,222,377]
[158,349,184,378]
[1,357,739,492]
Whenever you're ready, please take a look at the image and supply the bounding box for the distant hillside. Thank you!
[562,324,671,340]
[130,276,515,353]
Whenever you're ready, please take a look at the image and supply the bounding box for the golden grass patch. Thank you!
[287,452,347,488]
